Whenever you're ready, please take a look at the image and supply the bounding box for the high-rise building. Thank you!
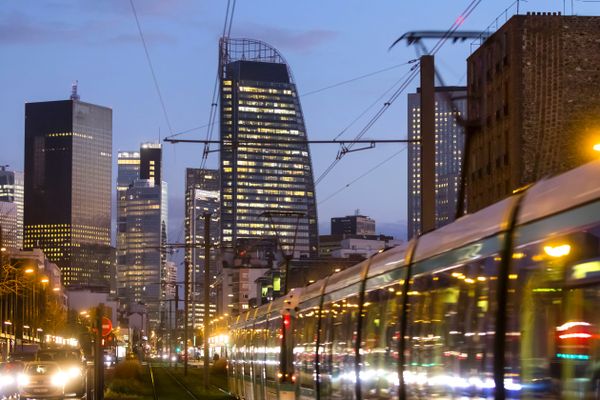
[218,38,319,313]
[184,168,220,326]
[331,214,376,236]
[23,90,112,288]
[0,167,24,250]
[467,14,600,212]
[116,143,168,328]
[408,86,466,238]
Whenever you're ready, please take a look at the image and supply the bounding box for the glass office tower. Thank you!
[185,168,220,326]
[24,97,112,288]
[0,167,24,250]
[407,86,466,239]
[219,38,318,259]
[117,144,168,328]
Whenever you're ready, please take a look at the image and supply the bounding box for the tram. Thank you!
[228,159,600,400]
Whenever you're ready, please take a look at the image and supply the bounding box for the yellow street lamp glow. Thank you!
[593,143,600,152]
[52,287,60,292]
[40,277,49,284]
[79,310,88,315]
[24,268,34,274]
[544,244,571,258]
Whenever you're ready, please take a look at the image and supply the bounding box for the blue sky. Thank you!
[1,0,598,242]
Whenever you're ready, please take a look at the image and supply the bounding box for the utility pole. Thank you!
[94,303,104,400]
[420,55,436,234]
[203,212,211,389]
[183,258,189,376]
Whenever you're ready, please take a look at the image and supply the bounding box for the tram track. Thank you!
[149,364,201,400]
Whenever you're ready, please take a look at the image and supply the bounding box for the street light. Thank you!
[594,143,600,152]
[24,268,34,274]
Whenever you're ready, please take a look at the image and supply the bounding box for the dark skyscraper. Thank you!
[23,90,112,288]
[219,38,318,259]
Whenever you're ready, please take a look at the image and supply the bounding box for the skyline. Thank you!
[2,1,599,243]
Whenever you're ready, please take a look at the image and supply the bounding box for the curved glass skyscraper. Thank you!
[219,38,318,259]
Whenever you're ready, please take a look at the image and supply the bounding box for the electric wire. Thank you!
[129,0,173,135]
[301,60,415,97]
[314,0,482,187]
[200,0,236,170]
[318,146,407,205]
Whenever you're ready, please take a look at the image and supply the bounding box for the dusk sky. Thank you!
[1,0,597,243]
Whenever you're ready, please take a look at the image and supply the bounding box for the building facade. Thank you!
[0,168,24,250]
[116,144,169,329]
[184,168,220,326]
[331,214,376,236]
[408,86,466,238]
[23,93,112,288]
[467,14,600,211]
[218,38,319,314]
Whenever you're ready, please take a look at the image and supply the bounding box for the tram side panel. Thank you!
[358,267,406,399]
[404,243,500,398]
[506,201,600,398]
[293,298,320,400]
[264,314,282,400]
[252,318,268,400]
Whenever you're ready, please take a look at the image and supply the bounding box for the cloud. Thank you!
[0,12,73,44]
[0,11,174,47]
[234,23,338,53]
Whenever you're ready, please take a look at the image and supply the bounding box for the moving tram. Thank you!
[228,159,600,399]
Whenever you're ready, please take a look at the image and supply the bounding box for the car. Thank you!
[17,361,65,400]
[0,361,25,399]
[36,349,87,398]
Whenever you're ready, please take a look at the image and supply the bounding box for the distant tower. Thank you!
[407,86,466,239]
[116,143,168,330]
[24,93,112,288]
[70,81,80,101]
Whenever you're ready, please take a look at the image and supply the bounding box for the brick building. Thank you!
[467,13,600,211]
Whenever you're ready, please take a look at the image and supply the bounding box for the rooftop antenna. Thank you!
[70,80,80,101]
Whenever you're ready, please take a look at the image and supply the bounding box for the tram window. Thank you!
[243,327,252,378]
[320,284,362,400]
[253,320,267,382]
[266,315,281,382]
[294,301,320,394]
[507,220,600,399]
[359,269,406,400]
[404,250,498,398]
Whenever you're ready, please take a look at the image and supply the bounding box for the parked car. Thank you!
[36,349,86,398]
[17,361,65,399]
[0,361,25,399]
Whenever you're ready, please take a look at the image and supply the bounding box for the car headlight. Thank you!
[17,373,30,386]
[51,372,66,387]
[0,373,14,387]
[67,367,82,378]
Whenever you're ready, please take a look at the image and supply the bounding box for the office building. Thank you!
[467,14,600,211]
[184,168,220,326]
[331,214,376,235]
[116,143,168,328]
[408,86,466,238]
[218,38,319,313]
[219,38,318,258]
[23,88,112,288]
[0,168,24,250]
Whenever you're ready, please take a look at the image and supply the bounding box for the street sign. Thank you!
[101,317,112,337]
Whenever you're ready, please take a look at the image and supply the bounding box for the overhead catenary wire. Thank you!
[129,0,173,136]
[314,0,483,187]
[200,0,237,170]
[318,146,407,205]
[301,60,416,97]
